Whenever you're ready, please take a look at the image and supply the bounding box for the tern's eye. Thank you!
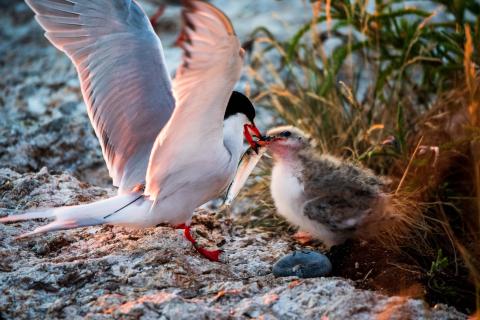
[280,131,292,137]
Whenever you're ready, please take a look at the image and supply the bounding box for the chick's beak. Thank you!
[243,123,265,154]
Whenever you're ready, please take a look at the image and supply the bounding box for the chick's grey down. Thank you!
[265,126,388,247]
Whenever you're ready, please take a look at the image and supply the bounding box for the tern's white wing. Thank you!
[145,1,244,198]
[26,0,175,193]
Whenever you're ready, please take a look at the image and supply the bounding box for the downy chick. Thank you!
[261,126,417,248]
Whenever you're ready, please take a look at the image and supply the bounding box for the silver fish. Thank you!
[224,146,267,206]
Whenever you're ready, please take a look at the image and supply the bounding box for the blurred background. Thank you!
[1,0,479,315]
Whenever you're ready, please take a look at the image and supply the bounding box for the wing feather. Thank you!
[26,0,176,193]
[145,0,244,198]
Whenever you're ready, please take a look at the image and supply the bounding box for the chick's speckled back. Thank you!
[298,149,387,235]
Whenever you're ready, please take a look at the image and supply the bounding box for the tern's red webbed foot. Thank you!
[193,246,222,262]
[175,224,222,262]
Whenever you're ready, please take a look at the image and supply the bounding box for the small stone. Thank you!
[27,94,47,115]
[272,250,332,278]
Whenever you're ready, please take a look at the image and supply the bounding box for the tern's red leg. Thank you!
[149,5,166,27]
[174,224,222,262]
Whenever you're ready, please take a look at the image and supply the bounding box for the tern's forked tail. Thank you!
[0,194,153,238]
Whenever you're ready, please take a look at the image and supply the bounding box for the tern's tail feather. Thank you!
[0,194,153,238]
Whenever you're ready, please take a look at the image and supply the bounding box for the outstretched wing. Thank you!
[145,0,244,198]
[26,0,176,193]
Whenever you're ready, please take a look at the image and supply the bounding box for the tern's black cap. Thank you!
[224,91,256,123]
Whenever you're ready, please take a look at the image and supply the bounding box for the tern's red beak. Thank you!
[243,123,264,153]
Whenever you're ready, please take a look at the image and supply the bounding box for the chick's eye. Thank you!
[280,131,291,137]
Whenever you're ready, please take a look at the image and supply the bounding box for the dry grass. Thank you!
[238,0,480,314]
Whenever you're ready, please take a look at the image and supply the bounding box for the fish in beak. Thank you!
[224,146,267,206]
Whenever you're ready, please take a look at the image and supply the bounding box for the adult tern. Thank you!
[1,0,263,261]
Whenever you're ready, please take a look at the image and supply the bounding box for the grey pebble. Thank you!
[272,250,332,278]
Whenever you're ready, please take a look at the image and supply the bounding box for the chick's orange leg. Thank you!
[293,230,314,245]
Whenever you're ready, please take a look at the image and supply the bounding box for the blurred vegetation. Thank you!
[242,0,480,314]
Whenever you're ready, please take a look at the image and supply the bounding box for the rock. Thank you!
[272,250,332,278]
